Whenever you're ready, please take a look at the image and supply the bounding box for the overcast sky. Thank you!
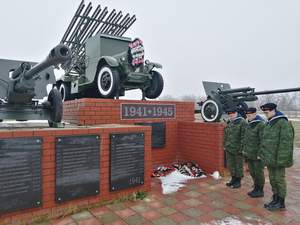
[0,0,300,98]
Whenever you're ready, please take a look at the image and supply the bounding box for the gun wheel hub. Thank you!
[201,99,221,122]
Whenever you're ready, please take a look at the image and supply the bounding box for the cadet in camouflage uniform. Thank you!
[243,107,265,198]
[260,103,294,211]
[224,108,247,188]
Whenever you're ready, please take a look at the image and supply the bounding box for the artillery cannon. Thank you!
[0,44,71,127]
[198,81,300,122]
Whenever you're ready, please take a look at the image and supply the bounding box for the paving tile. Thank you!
[77,218,102,225]
[187,184,199,190]
[197,214,215,223]
[172,202,190,211]
[115,208,136,218]
[163,197,178,206]
[266,213,291,224]
[140,210,162,220]
[159,207,177,216]
[152,217,177,225]
[210,200,227,209]
[196,204,215,213]
[97,212,120,224]
[183,199,202,207]
[168,212,190,223]
[148,201,164,209]
[222,205,243,215]
[287,221,300,225]
[180,219,200,225]
[51,217,75,225]
[130,204,151,213]
[210,210,230,220]
[234,201,253,210]
[90,206,111,217]
[107,203,127,211]
[107,220,128,225]
[182,208,202,218]
[184,191,201,198]
[124,214,146,225]
[71,211,93,221]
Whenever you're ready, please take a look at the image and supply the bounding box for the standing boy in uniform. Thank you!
[224,108,247,188]
[243,107,265,197]
[260,103,294,211]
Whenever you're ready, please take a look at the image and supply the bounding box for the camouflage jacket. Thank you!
[260,111,294,168]
[243,115,265,160]
[224,116,247,155]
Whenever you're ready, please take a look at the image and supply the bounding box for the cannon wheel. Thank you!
[96,66,120,98]
[201,99,222,122]
[59,82,74,102]
[48,88,63,127]
[145,71,164,99]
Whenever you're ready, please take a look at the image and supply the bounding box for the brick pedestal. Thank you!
[63,99,195,166]
[0,125,151,224]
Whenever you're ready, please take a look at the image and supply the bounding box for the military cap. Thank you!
[225,108,237,114]
[260,103,277,111]
[245,107,257,114]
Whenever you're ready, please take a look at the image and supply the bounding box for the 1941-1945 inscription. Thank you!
[121,104,176,119]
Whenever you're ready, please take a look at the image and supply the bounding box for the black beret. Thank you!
[260,103,277,111]
[245,107,257,114]
[225,108,237,114]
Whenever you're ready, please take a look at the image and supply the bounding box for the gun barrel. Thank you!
[24,44,71,80]
[254,87,300,96]
[219,87,254,94]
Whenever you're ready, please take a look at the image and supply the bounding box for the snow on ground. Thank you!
[159,170,206,194]
[211,171,222,180]
[201,216,272,225]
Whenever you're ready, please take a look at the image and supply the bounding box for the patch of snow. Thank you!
[211,171,222,180]
[201,216,272,225]
[159,170,206,194]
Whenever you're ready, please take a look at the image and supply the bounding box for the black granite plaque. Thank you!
[135,122,166,148]
[110,133,144,191]
[121,104,176,119]
[55,135,100,202]
[0,137,42,214]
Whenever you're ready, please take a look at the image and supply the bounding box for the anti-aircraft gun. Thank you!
[198,81,300,122]
[55,0,164,101]
[0,44,71,127]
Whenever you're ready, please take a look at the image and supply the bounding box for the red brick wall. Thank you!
[0,126,151,224]
[63,99,195,125]
[177,121,225,174]
[63,99,195,167]
[0,98,227,224]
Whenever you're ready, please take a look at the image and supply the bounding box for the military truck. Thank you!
[56,1,164,101]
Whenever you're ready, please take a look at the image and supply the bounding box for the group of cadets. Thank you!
[224,103,294,211]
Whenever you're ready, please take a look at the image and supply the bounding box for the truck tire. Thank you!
[145,71,164,99]
[96,66,120,98]
[59,82,74,101]
[48,88,63,127]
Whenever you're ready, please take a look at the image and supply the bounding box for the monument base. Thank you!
[0,124,151,224]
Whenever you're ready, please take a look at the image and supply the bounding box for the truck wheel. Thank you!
[96,66,120,98]
[201,99,222,122]
[145,71,164,99]
[48,88,63,127]
[59,82,74,101]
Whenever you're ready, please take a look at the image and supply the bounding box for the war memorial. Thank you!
[0,1,300,225]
